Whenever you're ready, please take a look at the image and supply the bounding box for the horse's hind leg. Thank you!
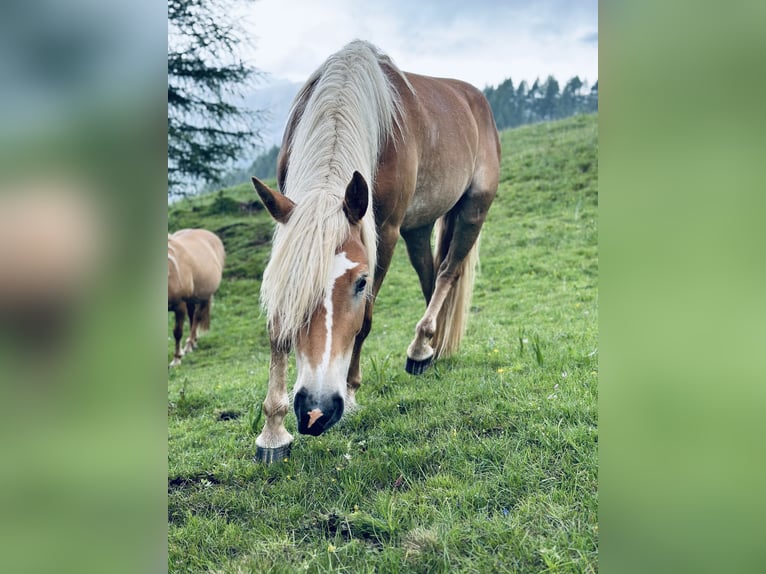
[170,303,186,367]
[401,223,436,304]
[405,184,495,374]
[401,223,438,374]
[183,301,197,354]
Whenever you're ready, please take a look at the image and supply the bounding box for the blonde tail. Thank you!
[197,296,213,333]
[431,218,480,358]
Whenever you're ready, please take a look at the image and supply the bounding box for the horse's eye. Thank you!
[354,276,368,295]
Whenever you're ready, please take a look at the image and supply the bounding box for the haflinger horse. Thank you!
[251,40,500,463]
[167,229,225,366]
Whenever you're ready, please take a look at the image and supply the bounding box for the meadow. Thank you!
[168,113,598,573]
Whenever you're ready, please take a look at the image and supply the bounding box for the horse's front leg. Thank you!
[183,301,197,354]
[346,303,373,405]
[255,336,294,463]
[170,303,186,367]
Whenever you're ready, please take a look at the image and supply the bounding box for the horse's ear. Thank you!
[343,171,368,226]
[251,176,295,224]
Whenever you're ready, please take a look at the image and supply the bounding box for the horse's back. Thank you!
[276,50,500,233]
[169,229,225,299]
[379,71,500,231]
[403,72,500,174]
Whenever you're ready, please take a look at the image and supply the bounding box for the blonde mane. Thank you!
[261,40,407,343]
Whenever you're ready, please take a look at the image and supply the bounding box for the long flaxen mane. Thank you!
[261,41,408,344]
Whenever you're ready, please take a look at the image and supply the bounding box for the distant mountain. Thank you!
[197,78,299,193]
[242,79,301,151]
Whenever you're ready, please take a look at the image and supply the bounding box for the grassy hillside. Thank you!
[168,113,598,573]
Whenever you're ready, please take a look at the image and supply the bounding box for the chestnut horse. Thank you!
[251,40,500,462]
[167,229,225,366]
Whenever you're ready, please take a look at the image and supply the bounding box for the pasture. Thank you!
[168,113,598,573]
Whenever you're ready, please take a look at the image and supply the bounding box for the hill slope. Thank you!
[168,113,598,573]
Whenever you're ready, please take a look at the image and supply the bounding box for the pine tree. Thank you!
[168,0,261,195]
[541,76,560,120]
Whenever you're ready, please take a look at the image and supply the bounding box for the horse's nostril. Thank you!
[332,394,344,414]
[294,392,344,436]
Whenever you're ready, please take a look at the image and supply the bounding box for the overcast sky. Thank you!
[241,0,598,89]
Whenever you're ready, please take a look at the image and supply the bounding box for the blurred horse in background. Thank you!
[167,229,225,367]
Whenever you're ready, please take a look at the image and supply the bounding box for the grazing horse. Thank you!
[167,229,225,366]
[251,40,500,462]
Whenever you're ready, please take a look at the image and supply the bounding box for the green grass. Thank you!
[168,113,598,573]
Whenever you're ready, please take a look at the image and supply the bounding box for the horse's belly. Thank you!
[190,276,221,299]
[400,181,468,231]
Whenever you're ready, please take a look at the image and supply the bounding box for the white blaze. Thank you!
[318,252,356,380]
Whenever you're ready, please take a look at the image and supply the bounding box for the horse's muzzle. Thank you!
[294,389,344,436]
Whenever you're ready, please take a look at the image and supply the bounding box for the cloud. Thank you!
[580,32,599,43]
[243,0,598,88]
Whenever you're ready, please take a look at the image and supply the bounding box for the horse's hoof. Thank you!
[254,443,292,464]
[405,355,433,375]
